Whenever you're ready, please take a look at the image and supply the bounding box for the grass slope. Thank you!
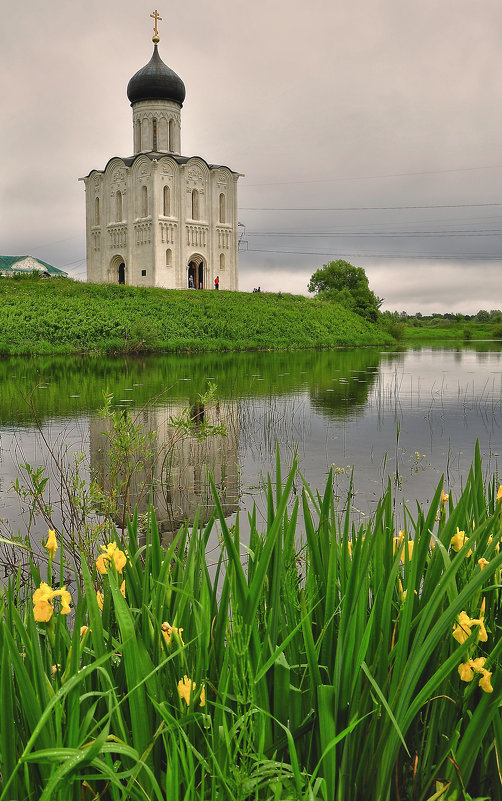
[0,279,392,355]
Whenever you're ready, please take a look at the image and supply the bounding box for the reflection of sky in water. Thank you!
[237,348,502,525]
[1,348,502,554]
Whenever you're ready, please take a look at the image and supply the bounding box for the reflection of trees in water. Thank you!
[0,349,389,425]
[235,353,402,461]
[308,350,385,419]
[1,346,502,425]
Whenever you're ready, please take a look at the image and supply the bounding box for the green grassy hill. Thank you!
[0,278,392,355]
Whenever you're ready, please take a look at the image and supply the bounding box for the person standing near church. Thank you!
[214,276,219,290]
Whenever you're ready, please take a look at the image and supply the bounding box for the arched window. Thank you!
[163,185,170,216]
[135,120,141,152]
[115,191,122,222]
[159,117,168,150]
[220,253,225,271]
[166,248,172,267]
[168,119,175,151]
[192,189,199,220]
[142,185,148,217]
[141,118,148,151]
[152,118,157,151]
[219,193,226,224]
[95,197,100,226]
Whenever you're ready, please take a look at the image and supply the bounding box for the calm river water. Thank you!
[1,344,501,569]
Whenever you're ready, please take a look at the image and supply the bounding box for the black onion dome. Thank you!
[127,45,185,106]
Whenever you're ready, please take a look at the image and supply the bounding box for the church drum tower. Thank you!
[80,11,241,290]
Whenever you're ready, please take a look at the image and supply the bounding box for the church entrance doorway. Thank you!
[188,262,196,289]
[187,256,205,289]
[109,255,126,285]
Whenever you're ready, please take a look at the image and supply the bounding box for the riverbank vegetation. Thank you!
[381,309,502,342]
[0,277,392,355]
[1,443,501,800]
[4,274,502,356]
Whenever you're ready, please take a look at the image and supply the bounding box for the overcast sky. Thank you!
[2,0,502,313]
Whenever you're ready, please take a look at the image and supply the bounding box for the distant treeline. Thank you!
[381,309,502,341]
[383,309,502,324]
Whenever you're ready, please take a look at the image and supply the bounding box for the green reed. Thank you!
[1,445,501,800]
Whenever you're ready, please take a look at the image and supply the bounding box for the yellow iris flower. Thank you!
[393,531,414,562]
[452,611,475,644]
[458,661,474,682]
[450,528,472,555]
[33,582,72,622]
[96,542,127,575]
[177,675,205,707]
[161,621,184,647]
[479,670,493,693]
[44,530,58,559]
[458,657,493,693]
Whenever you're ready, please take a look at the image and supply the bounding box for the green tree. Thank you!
[308,260,382,322]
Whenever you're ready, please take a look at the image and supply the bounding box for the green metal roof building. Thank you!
[0,256,68,277]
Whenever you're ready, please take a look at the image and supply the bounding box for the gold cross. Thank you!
[150,9,162,37]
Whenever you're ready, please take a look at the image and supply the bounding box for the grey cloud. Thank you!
[2,0,501,312]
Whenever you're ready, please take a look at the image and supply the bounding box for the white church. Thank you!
[81,11,241,291]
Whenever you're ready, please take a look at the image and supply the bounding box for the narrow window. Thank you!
[95,197,100,226]
[141,118,148,151]
[219,193,226,224]
[220,253,225,271]
[116,191,122,222]
[152,118,157,151]
[166,248,172,267]
[141,269,147,276]
[168,119,175,151]
[135,120,141,152]
[142,185,148,217]
[192,189,199,220]
[163,185,170,216]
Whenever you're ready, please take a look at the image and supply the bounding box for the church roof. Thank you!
[81,153,242,180]
[127,44,186,106]
[0,256,68,276]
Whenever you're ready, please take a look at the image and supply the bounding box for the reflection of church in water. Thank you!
[90,399,240,536]
[80,10,241,290]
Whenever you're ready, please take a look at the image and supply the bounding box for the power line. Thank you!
[247,229,502,238]
[243,247,502,261]
[241,202,502,212]
[245,163,502,187]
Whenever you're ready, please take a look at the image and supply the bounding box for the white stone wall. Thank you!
[82,153,240,290]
